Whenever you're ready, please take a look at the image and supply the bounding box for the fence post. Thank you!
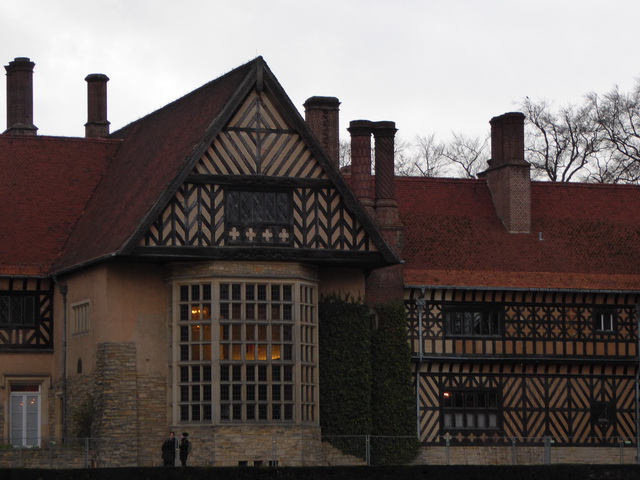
[85,438,90,468]
[365,435,370,466]
[511,437,517,465]
[445,433,451,465]
[543,436,551,465]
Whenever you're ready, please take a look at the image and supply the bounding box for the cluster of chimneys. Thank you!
[304,97,531,235]
[4,57,530,235]
[304,98,400,230]
[4,57,110,138]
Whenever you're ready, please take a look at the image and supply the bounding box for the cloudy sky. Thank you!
[1,0,639,144]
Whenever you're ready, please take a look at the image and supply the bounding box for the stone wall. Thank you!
[412,444,639,465]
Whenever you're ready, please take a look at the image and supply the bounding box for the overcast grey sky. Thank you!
[1,0,639,144]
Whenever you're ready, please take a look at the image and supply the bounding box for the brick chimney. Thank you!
[304,96,340,168]
[367,121,404,304]
[348,120,374,217]
[4,57,38,135]
[478,112,531,233]
[85,73,110,138]
[373,121,399,226]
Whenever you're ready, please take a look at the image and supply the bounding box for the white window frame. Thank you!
[9,383,42,447]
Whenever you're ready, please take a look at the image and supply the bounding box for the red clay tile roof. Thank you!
[50,59,255,272]
[397,177,640,291]
[0,135,119,275]
[1,57,398,275]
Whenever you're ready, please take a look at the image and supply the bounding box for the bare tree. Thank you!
[442,133,489,178]
[521,98,602,181]
[587,81,640,183]
[339,139,351,171]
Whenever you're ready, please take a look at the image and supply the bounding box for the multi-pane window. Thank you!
[225,190,292,246]
[10,384,40,447]
[442,390,500,431]
[178,284,213,423]
[593,308,616,333]
[299,285,317,422]
[445,306,502,337]
[175,279,317,425]
[219,282,296,422]
[0,295,37,327]
[71,301,90,336]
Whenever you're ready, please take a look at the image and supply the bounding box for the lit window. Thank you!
[175,279,317,425]
[442,390,500,431]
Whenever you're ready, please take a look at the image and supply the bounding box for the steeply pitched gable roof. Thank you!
[1,57,398,276]
[398,177,640,291]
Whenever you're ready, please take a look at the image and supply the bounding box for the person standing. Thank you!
[161,431,176,466]
[179,432,191,467]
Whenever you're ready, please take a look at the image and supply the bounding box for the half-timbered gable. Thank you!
[136,65,387,265]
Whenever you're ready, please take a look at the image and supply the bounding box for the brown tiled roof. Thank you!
[397,176,640,291]
[0,135,119,275]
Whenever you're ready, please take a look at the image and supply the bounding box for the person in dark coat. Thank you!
[161,431,176,466]
[179,432,192,467]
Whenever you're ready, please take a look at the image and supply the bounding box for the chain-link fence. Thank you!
[323,435,640,466]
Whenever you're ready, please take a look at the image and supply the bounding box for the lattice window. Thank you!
[299,284,317,422]
[591,400,616,425]
[442,390,500,431]
[225,190,292,246]
[174,278,317,425]
[444,306,502,337]
[219,282,296,422]
[178,284,213,423]
[0,295,36,327]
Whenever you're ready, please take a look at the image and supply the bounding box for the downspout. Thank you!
[53,277,68,440]
[415,292,426,438]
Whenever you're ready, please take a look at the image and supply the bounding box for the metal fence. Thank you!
[1,435,638,468]
[322,435,640,466]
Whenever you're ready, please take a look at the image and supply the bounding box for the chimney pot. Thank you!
[304,96,340,168]
[85,73,110,138]
[4,57,38,135]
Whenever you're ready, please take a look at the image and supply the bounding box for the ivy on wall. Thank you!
[319,296,419,465]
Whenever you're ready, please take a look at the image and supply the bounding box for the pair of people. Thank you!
[162,431,191,467]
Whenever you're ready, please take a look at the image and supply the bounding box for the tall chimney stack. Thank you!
[348,120,374,217]
[373,121,399,226]
[304,96,340,168]
[478,112,531,233]
[85,73,110,138]
[4,57,38,135]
